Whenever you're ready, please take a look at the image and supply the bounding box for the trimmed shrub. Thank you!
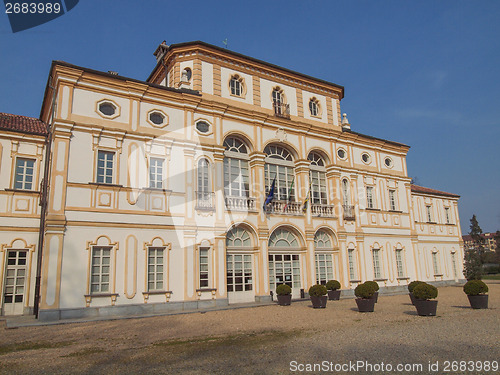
[364,280,379,291]
[276,284,291,296]
[308,284,328,297]
[326,280,341,291]
[463,280,489,296]
[413,282,438,300]
[408,281,423,293]
[354,282,376,299]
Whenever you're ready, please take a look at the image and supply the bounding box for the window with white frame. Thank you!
[389,189,397,211]
[366,186,374,209]
[432,252,440,275]
[14,158,35,190]
[309,98,320,116]
[445,207,451,224]
[90,246,111,294]
[426,205,433,222]
[223,137,249,197]
[372,249,381,279]
[308,152,327,205]
[97,151,114,184]
[199,247,210,288]
[229,75,244,97]
[149,158,164,189]
[226,227,253,293]
[272,87,286,116]
[314,230,334,285]
[198,159,210,194]
[264,145,295,202]
[348,249,356,280]
[395,249,404,278]
[147,247,165,291]
[342,179,350,206]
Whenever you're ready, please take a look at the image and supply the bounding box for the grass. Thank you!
[0,341,72,356]
[483,274,500,280]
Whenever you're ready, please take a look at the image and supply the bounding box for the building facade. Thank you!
[0,41,464,321]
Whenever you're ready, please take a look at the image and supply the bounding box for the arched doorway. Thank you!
[226,226,255,303]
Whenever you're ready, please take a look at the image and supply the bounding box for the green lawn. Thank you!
[483,274,500,280]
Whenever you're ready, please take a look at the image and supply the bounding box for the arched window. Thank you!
[264,145,295,202]
[197,158,213,209]
[342,179,350,206]
[268,228,301,292]
[314,230,334,285]
[223,137,249,198]
[309,98,320,116]
[308,152,327,205]
[229,75,244,97]
[272,87,288,117]
[226,227,252,248]
[226,227,253,295]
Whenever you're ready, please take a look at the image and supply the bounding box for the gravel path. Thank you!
[0,282,498,374]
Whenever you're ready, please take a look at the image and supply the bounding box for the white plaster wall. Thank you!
[201,61,213,95]
[72,88,129,123]
[259,78,297,116]
[67,131,93,183]
[302,90,328,123]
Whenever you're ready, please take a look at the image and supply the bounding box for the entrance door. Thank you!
[226,254,254,303]
[268,254,301,298]
[3,250,28,315]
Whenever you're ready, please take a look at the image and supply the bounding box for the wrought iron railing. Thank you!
[273,102,290,119]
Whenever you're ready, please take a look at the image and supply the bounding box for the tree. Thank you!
[463,215,484,280]
[496,230,500,263]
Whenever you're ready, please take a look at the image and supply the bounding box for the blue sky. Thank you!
[1,1,499,234]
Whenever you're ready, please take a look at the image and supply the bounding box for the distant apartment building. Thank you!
[462,232,498,252]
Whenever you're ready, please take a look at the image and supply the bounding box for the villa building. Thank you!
[0,41,464,321]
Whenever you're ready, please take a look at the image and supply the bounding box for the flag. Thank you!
[283,179,295,212]
[263,176,276,209]
[302,185,311,213]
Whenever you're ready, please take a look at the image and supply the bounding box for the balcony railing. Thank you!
[225,196,257,211]
[343,204,355,220]
[265,200,302,215]
[311,204,336,218]
[196,191,215,210]
[273,102,290,119]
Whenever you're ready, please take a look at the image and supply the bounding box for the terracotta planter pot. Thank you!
[327,290,341,300]
[414,299,438,316]
[277,294,291,306]
[355,298,375,312]
[467,294,488,309]
[409,292,416,305]
[371,291,379,303]
[310,295,327,308]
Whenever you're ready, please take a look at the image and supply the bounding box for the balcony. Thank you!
[265,200,302,215]
[196,191,215,210]
[273,102,290,119]
[225,196,257,211]
[311,204,336,218]
[343,204,355,220]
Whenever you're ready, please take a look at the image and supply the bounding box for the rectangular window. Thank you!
[348,249,356,280]
[445,207,451,224]
[149,158,164,189]
[14,158,35,190]
[268,254,300,291]
[372,249,381,279]
[226,254,252,292]
[366,186,374,209]
[432,252,440,275]
[90,246,111,294]
[315,253,334,285]
[395,249,404,278]
[389,190,396,211]
[97,151,114,184]
[3,250,27,304]
[426,205,433,222]
[199,247,210,288]
[147,247,164,291]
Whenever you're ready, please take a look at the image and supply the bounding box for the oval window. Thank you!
[99,102,116,116]
[149,112,165,125]
[196,121,210,134]
[384,157,393,168]
[362,153,371,163]
[337,148,346,159]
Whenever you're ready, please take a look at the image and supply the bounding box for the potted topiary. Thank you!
[276,284,292,306]
[354,282,376,312]
[364,281,379,303]
[408,281,423,305]
[463,280,488,309]
[308,284,328,308]
[326,280,342,300]
[412,282,438,316]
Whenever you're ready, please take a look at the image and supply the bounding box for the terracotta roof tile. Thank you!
[411,184,460,198]
[0,112,47,136]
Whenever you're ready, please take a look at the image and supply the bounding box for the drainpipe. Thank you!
[34,76,56,319]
